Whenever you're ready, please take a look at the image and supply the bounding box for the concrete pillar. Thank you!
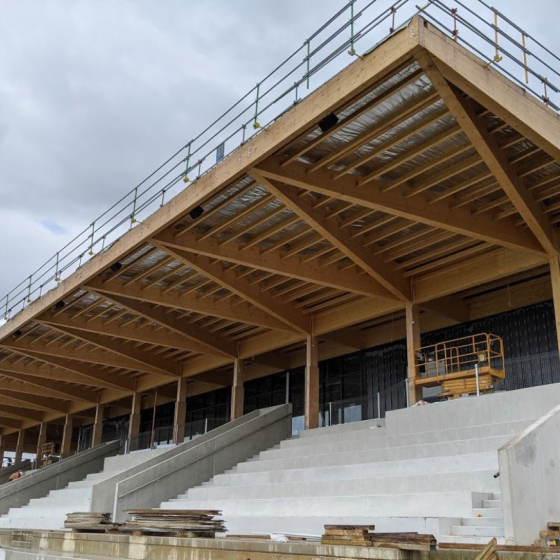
[128,393,141,449]
[36,422,47,463]
[305,335,319,430]
[61,415,73,458]
[14,430,25,463]
[92,404,105,447]
[406,302,422,405]
[173,378,188,444]
[231,359,245,421]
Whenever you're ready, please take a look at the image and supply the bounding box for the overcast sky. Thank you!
[0,0,558,316]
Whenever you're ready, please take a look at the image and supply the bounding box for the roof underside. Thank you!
[0,17,558,433]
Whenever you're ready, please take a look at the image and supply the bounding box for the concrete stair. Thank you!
[0,447,170,530]
[440,492,505,545]
[157,413,529,539]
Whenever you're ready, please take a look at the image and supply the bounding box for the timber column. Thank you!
[406,303,422,405]
[14,429,25,463]
[174,378,188,444]
[305,335,319,430]
[128,393,141,450]
[0,435,4,466]
[61,415,73,458]
[231,359,245,420]
[36,422,47,462]
[550,258,560,356]
[92,404,105,447]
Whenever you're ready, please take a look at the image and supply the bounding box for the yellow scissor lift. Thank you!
[413,333,506,400]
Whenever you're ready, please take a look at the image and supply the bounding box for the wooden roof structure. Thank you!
[0,17,559,441]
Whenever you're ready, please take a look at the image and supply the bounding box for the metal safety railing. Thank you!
[3,0,560,323]
[414,332,505,379]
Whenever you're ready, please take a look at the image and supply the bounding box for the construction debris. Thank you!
[321,525,375,547]
[540,522,560,546]
[64,512,117,533]
[473,537,497,560]
[121,510,225,537]
[321,526,436,550]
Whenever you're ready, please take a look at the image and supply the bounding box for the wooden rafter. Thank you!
[0,389,69,413]
[0,405,44,422]
[153,230,393,299]
[0,365,97,402]
[152,243,312,334]
[250,170,411,302]
[87,277,288,332]
[0,349,117,390]
[254,158,545,256]
[86,291,238,359]
[41,311,214,354]
[4,349,133,392]
[416,52,558,257]
[36,322,181,379]
[6,336,171,380]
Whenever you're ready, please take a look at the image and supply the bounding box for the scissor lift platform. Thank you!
[413,334,506,400]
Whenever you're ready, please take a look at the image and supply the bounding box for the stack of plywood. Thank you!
[321,526,436,551]
[122,510,225,537]
[64,512,114,533]
[321,525,375,547]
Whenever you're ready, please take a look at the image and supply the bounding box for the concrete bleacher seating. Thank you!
[158,384,560,544]
[0,447,169,530]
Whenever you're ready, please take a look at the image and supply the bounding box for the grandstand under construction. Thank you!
[0,0,560,552]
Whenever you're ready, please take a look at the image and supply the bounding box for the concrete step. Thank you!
[209,452,498,487]
[473,508,502,518]
[103,447,170,471]
[261,425,516,460]
[439,535,507,545]
[6,504,91,518]
[279,419,531,452]
[235,435,512,473]
[160,491,481,519]
[28,488,93,507]
[451,525,504,537]
[482,499,502,508]
[0,516,67,530]
[222,514,451,538]
[462,516,504,527]
[183,471,499,501]
[298,419,386,439]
